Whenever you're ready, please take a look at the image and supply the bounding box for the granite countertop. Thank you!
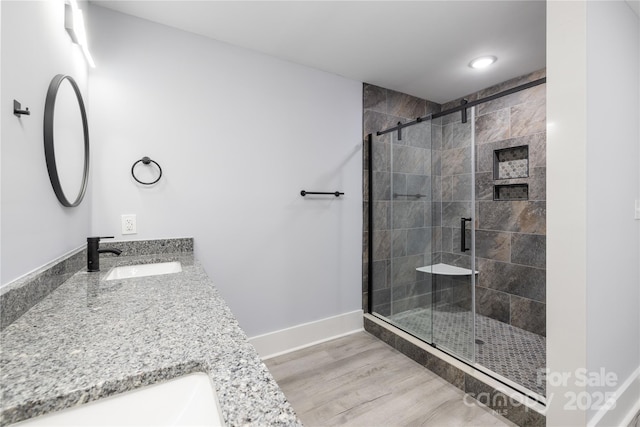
[0,252,300,426]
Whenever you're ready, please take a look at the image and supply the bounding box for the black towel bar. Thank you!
[300,190,344,197]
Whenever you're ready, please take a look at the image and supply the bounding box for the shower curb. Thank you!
[363,314,546,427]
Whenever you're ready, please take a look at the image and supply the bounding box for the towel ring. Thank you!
[131,156,162,185]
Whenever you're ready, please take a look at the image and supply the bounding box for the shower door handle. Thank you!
[460,217,472,252]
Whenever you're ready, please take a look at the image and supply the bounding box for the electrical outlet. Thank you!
[121,214,137,235]
[635,200,640,220]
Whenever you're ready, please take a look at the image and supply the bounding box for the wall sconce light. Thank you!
[65,0,95,68]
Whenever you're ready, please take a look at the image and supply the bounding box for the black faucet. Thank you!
[87,236,122,272]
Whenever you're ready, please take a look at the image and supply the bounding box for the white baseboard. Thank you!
[249,310,363,360]
[588,366,640,427]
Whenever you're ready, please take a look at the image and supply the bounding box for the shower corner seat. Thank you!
[416,263,478,275]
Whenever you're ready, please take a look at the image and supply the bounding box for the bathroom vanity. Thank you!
[0,239,300,426]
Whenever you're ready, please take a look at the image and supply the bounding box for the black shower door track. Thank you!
[376,77,546,137]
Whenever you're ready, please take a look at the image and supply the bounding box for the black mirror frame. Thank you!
[43,74,90,208]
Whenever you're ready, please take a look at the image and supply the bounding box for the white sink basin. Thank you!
[105,261,182,281]
[14,372,224,426]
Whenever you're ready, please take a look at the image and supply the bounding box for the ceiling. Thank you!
[90,1,547,104]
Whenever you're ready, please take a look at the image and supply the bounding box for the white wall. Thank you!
[548,1,640,425]
[547,2,589,424]
[586,1,640,424]
[1,0,91,286]
[88,6,362,337]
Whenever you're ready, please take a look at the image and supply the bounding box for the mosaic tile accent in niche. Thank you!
[494,145,529,179]
[494,184,529,201]
[497,146,528,161]
[498,160,528,179]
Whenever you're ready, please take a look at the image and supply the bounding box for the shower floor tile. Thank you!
[388,306,546,396]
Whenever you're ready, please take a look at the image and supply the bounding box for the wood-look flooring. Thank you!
[265,331,515,427]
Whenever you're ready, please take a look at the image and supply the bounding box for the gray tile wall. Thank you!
[437,69,547,336]
[363,84,440,316]
[430,114,475,311]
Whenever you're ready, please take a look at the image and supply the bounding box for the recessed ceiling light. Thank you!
[469,56,497,69]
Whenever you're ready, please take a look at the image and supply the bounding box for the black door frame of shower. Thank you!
[366,133,374,315]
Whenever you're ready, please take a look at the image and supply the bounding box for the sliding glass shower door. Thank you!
[369,108,476,364]
[370,119,434,344]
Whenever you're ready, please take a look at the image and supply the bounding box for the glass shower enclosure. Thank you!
[367,76,548,400]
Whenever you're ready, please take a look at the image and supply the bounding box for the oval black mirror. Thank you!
[43,74,90,208]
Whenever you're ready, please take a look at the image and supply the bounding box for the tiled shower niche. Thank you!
[493,146,530,200]
[494,145,529,179]
[494,184,529,201]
